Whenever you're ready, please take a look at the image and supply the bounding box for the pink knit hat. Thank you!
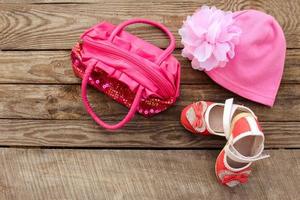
[179,6,286,106]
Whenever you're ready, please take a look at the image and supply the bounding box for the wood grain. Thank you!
[0,119,299,148]
[0,1,298,199]
[0,0,299,49]
[0,84,298,121]
[0,0,96,2]
[0,148,298,200]
[0,49,299,84]
[0,83,298,121]
[1,0,188,3]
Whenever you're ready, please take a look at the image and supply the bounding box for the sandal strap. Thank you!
[223,98,257,139]
[204,103,225,136]
[225,142,270,163]
[224,114,270,163]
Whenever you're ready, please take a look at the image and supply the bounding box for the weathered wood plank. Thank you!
[0,49,299,84]
[0,84,298,121]
[0,0,95,2]
[0,120,298,148]
[0,0,134,2]
[0,51,76,84]
[0,148,298,199]
[0,0,299,49]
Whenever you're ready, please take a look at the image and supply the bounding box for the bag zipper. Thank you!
[81,37,175,97]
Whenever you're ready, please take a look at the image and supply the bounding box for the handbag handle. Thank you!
[81,61,144,130]
[108,18,176,65]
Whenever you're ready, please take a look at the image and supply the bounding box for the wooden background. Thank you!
[0,0,299,199]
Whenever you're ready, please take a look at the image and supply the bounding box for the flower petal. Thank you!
[187,17,207,37]
[178,5,241,71]
[200,55,220,71]
[191,58,202,70]
[227,42,236,58]
[206,21,221,44]
[182,46,195,60]
[213,43,230,61]
[194,42,214,62]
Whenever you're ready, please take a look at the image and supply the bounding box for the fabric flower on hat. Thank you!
[179,6,242,71]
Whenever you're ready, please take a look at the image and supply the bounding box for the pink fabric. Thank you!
[80,20,179,99]
[179,6,242,71]
[81,60,144,130]
[71,18,180,130]
[206,10,286,106]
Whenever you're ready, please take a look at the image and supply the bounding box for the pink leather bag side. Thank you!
[71,18,181,130]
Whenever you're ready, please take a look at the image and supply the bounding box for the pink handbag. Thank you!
[71,18,181,130]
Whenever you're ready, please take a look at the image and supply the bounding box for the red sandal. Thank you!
[181,98,255,136]
[215,112,269,187]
